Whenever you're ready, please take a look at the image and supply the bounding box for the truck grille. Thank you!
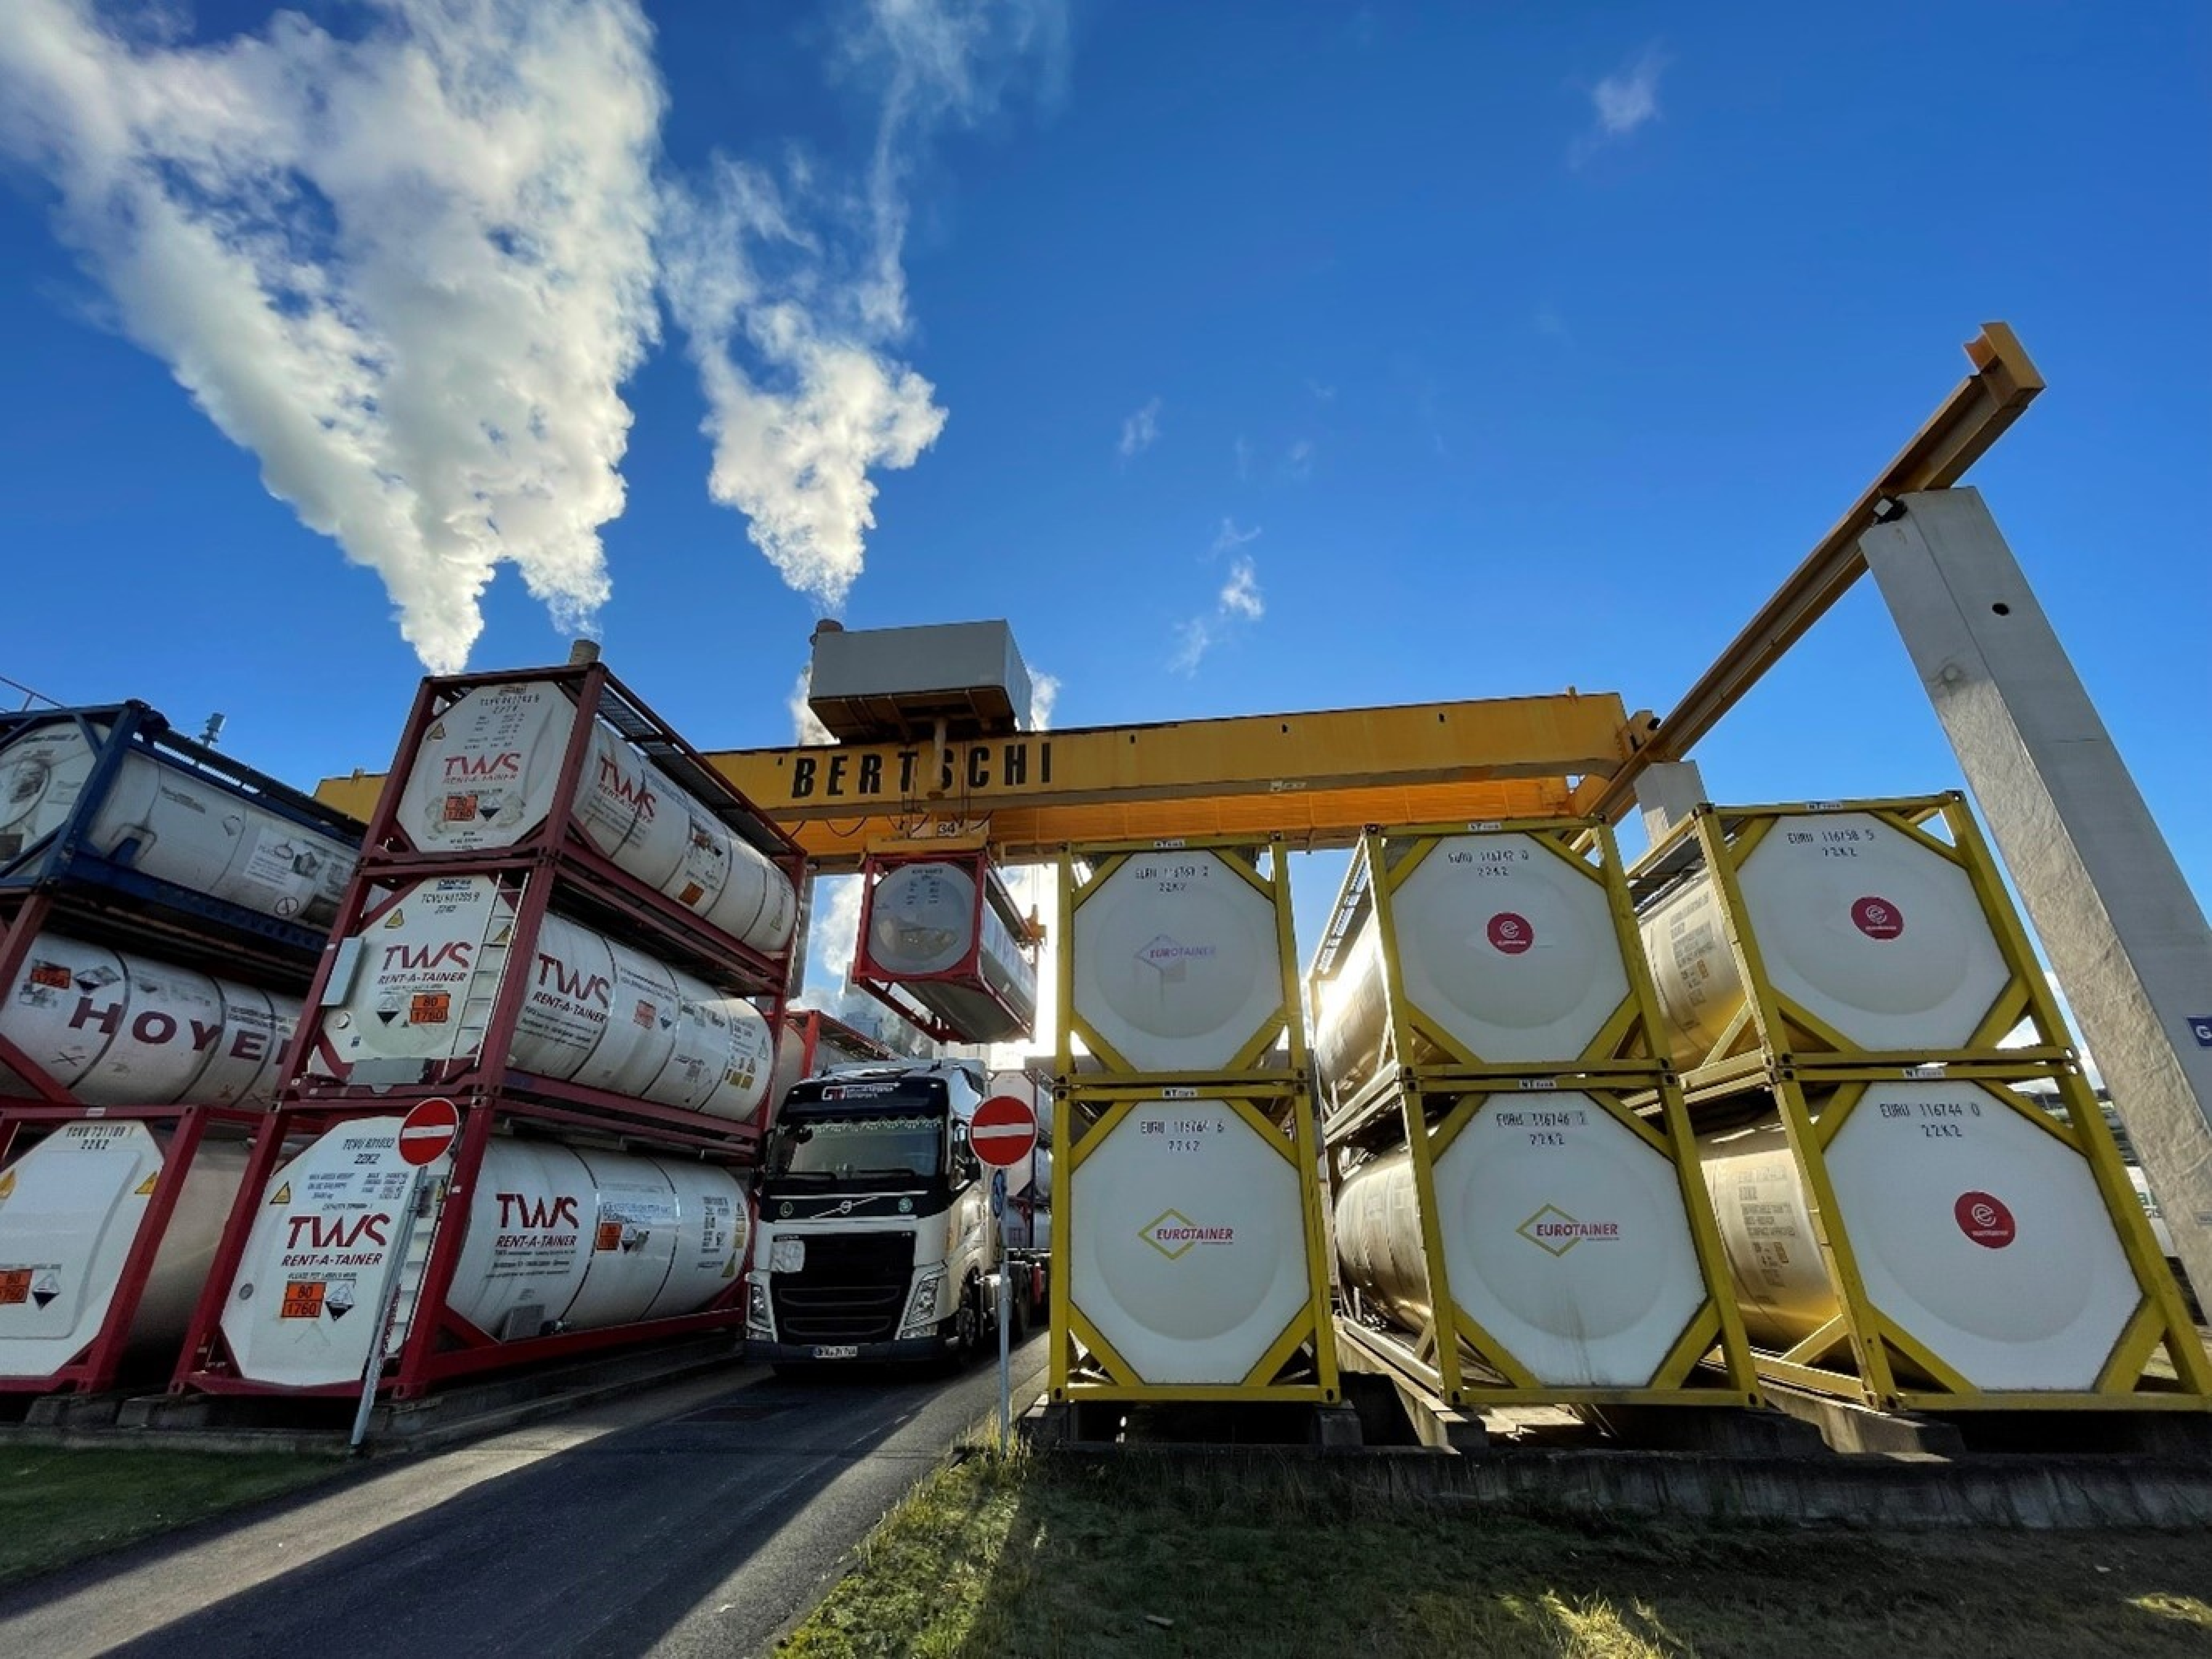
[771,1231,916,1345]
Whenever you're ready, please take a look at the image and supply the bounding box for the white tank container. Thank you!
[1639,811,2012,1068]
[312,876,774,1121]
[1332,1093,1709,1388]
[1069,851,1287,1073]
[394,681,796,956]
[1313,833,1632,1098]
[862,861,1036,1042]
[1067,1098,1316,1384]
[1700,1081,2142,1389]
[0,718,356,927]
[218,1119,747,1388]
[0,933,298,1108]
[0,1120,249,1380]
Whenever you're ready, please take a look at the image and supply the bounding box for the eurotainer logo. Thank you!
[1487,912,1535,955]
[1135,936,1216,984]
[1140,1208,1235,1259]
[1850,896,1904,940]
[1516,1204,1620,1257]
[1954,1190,2016,1249]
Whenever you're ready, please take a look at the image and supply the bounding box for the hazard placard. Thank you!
[0,1269,28,1306]
[280,1280,327,1320]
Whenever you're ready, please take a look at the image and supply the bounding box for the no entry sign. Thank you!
[969,1094,1038,1169]
[398,1097,460,1167]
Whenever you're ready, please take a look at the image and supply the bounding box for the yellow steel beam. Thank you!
[703,692,1629,869]
[1578,322,2044,822]
[317,691,1633,871]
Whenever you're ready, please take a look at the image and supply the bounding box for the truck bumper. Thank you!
[747,1335,947,1365]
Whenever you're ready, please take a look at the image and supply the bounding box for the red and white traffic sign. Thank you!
[397,1097,461,1167]
[969,1094,1038,1169]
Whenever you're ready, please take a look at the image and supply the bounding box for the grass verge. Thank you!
[779,1449,2212,1658]
[0,1446,347,1588]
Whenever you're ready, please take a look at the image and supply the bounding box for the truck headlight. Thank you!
[897,1268,946,1339]
[747,1279,774,1339]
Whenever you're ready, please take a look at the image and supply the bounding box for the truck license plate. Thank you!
[811,1345,859,1360]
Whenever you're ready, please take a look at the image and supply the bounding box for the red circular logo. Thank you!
[1851,896,1904,939]
[1487,912,1534,955]
[1954,1190,2016,1249]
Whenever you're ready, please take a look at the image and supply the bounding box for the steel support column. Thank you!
[1860,487,2212,1299]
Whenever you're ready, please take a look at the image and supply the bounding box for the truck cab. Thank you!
[746,1060,1016,1365]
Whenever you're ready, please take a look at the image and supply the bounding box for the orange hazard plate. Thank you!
[280,1281,327,1320]
[410,992,451,1024]
[0,1270,28,1306]
[442,794,477,823]
[595,1222,623,1252]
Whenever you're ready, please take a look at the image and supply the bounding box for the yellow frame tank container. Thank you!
[1311,818,1759,1410]
[1631,796,2210,1412]
[1047,1078,1340,1406]
[1055,836,1305,1084]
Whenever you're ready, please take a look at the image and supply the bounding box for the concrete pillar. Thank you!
[1860,487,2212,1299]
[1636,760,1708,845]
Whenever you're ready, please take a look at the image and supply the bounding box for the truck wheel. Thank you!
[944,1275,983,1364]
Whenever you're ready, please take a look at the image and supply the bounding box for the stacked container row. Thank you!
[1050,836,1340,1413]
[0,702,362,1398]
[1628,794,2209,1416]
[171,660,807,1403]
[1307,817,1760,1416]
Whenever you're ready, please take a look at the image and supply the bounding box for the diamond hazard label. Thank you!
[269,1182,292,1206]
[135,1173,159,1197]
[1851,896,1904,940]
[1954,1190,2016,1249]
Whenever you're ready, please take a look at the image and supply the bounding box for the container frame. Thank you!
[1628,794,2080,1088]
[0,701,362,976]
[1055,834,1305,1086]
[287,862,782,1150]
[1048,1079,1339,1407]
[1325,1074,1760,1410]
[170,1087,751,1402]
[1310,816,1672,1119]
[1675,1065,2212,1413]
[0,1101,266,1396]
[848,846,1038,1044]
[350,660,806,997]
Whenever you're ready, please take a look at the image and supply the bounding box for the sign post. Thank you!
[349,1100,459,1452]
[970,1096,1037,1455]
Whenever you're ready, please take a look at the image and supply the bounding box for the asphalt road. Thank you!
[0,1337,1048,1659]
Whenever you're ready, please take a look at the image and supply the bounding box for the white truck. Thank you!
[745,1060,1050,1367]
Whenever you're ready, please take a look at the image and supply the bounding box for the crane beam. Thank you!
[1577,322,2043,822]
[317,691,1635,872]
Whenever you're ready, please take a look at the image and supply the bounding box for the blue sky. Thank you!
[1,0,2205,997]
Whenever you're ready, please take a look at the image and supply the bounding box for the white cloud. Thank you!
[1118,396,1162,459]
[1027,668,1060,730]
[1576,46,1667,162]
[1212,518,1261,556]
[1307,380,1336,403]
[1284,438,1315,479]
[788,662,835,744]
[803,873,867,996]
[0,0,666,673]
[663,0,1064,611]
[1219,555,1264,621]
[1173,535,1265,673]
[1233,434,1253,480]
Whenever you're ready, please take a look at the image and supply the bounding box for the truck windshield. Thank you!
[767,1113,942,1181]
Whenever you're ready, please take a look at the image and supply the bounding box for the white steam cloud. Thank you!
[663,0,1065,611]
[0,0,665,673]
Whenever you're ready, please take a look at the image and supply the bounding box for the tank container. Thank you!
[1700,1082,2145,1391]
[1312,830,1632,1100]
[219,1120,746,1388]
[1064,847,1292,1074]
[394,680,795,956]
[1638,809,2012,1070]
[0,933,298,1108]
[0,710,357,930]
[0,1120,248,1379]
[855,857,1036,1043]
[310,875,773,1120]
